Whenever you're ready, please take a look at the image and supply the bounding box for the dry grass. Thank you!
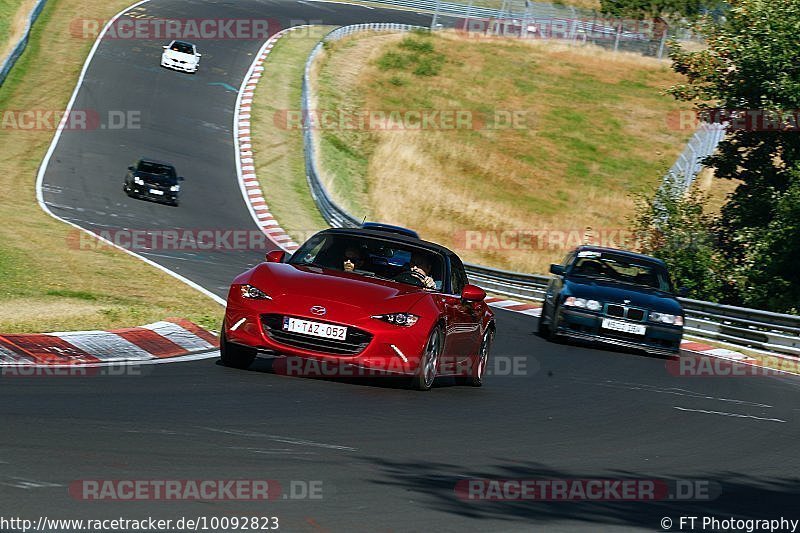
[0,0,35,60]
[250,26,333,243]
[0,0,223,333]
[313,30,692,274]
[318,0,601,12]
[692,167,740,216]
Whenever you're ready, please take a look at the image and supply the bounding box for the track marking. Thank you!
[202,427,357,451]
[584,380,774,409]
[673,406,787,423]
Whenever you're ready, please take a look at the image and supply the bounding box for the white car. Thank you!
[160,40,201,73]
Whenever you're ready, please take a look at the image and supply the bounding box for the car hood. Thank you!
[564,277,682,313]
[241,263,430,315]
[164,50,197,62]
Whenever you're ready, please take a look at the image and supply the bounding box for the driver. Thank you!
[410,252,436,290]
[343,245,366,272]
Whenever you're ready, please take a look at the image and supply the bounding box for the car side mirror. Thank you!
[265,250,286,263]
[196,53,202,57]
[677,286,689,297]
[127,166,135,171]
[162,45,168,49]
[461,284,486,302]
[549,264,565,276]
[178,176,185,181]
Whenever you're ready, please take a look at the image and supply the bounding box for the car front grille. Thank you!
[604,304,647,322]
[261,314,372,356]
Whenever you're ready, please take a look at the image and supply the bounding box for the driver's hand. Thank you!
[344,260,355,272]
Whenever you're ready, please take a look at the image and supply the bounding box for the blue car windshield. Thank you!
[569,252,673,292]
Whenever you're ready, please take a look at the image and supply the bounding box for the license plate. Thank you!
[601,318,646,335]
[149,188,164,195]
[283,317,347,340]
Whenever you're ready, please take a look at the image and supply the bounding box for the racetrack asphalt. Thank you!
[3,0,799,531]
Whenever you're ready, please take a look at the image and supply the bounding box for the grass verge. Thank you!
[0,0,223,333]
[311,30,692,274]
[0,0,34,60]
[250,26,333,243]
[315,0,601,13]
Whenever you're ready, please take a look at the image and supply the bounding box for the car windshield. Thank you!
[137,161,176,182]
[289,233,445,291]
[568,251,673,292]
[171,42,194,54]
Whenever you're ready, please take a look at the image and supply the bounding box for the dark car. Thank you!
[538,246,684,355]
[123,158,183,206]
[221,225,495,390]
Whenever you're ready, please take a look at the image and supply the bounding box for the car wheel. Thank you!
[467,328,493,387]
[220,326,256,369]
[547,304,562,342]
[537,302,550,337]
[412,325,443,391]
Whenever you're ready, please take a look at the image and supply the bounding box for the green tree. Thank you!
[667,0,800,313]
[600,0,722,19]
[733,167,800,313]
[632,176,729,301]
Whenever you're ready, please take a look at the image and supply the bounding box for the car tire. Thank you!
[220,326,256,369]
[411,325,443,391]
[466,328,493,387]
[537,302,551,337]
[547,304,562,342]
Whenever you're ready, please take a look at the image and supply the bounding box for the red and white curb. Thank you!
[484,296,755,361]
[234,27,315,254]
[0,319,218,366]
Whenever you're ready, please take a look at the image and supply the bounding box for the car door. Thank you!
[441,255,481,371]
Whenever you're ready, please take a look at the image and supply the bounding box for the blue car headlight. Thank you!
[649,312,683,326]
[564,297,601,311]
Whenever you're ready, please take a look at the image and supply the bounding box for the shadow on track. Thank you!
[357,456,800,528]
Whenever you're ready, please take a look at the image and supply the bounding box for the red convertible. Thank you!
[221,225,495,390]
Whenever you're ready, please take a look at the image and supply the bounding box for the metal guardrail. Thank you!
[665,123,726,191]
[0,0,49,87]
[301,24,799,358]
[350,0,705,58]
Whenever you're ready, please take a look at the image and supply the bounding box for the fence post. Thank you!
[656,21,668,60]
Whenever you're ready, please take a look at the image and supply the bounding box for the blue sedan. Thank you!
[538,246,685,355]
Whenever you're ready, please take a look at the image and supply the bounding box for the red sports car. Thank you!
[221,225,495,390]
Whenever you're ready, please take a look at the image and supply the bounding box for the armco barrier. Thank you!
[0,0,49,87]
[300,24,799,359]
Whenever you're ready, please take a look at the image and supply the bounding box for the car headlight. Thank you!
[371,313,419,327]
[564,297,601,311]
[240,284,271,300]
[134,177,144,185]
[649,312,683,326]
[170,185,180,192]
